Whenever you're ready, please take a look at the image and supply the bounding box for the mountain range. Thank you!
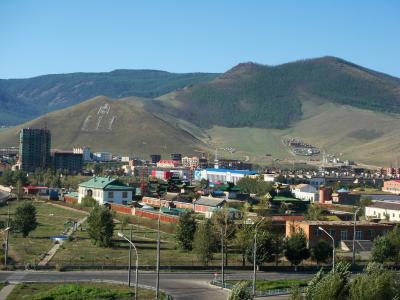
[1,56,400,166]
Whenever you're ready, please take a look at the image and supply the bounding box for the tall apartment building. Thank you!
[19,128,51,172]
[51,150,83,175]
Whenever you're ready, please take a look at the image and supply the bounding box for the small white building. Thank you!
[365,201,400,222]
[93,152,113,162]
[196,168,257,185]
[291,184,319,203]
[78,176,134,205]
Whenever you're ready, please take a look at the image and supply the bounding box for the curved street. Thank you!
[0,270,314,300]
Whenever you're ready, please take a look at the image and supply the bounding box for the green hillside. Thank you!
[0,70,218,125]
[0,96,209,157]
[156,56,400,129]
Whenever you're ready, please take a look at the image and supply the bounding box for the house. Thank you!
[291,184,319,203]
[206,207,242,219]
[23,185,49,195]
[286,220,392,247]
[331,188,360,205]
[382,180,400,194]
[365,201,400,222]
[193,197,226,213]
[78,176,134,205]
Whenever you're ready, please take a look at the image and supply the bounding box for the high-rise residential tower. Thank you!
[19,128,51,172]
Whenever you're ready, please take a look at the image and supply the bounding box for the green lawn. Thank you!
[6,282,160,300]
[227,279,307,291]
[0,201,86,265]
[53,222,242,267]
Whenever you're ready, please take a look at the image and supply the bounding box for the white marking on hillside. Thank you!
[108,116,116,131]
[81,115,92,131]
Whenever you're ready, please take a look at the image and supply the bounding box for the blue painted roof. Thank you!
[206,168,257,175]
[337,188,349,193]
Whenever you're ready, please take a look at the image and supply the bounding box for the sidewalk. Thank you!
[0,284,16,300]
[37,215,87,266]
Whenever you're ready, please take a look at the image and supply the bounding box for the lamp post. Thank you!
[155,204,161,299]
[1,227,10,267]
[352,208,361,266]
[118,232,139,300]
[318,226,335,271]
[245,218,264,296]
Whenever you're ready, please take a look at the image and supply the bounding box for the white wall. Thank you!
[365,206,400,222]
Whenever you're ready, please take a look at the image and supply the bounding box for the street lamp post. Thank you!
[318,226,335,271]
[128,229,132,287]
[1,226,11,267]
[352,208,361,266]
[245,218,264,296]
[155,205,161,299]
[118,232,139,300]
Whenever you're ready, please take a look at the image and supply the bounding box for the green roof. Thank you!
[272,196,303,202]
[79,176,132,191]
[104,184,134,191]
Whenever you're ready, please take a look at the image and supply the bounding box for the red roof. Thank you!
[24,185,48,189]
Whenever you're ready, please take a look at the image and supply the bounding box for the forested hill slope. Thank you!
[155,56,400,129]
[0,70,218,125]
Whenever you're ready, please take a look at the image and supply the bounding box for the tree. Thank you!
[80,196,98,208]
[246,231,274,266]
[371,234,394,263]
[357,196,372,216]
[87,205,115,247]
[311,240,332,265]
[284,231,310,270]
[228,281,252,300]
[236,176,274,196]
[305,204,326,221]
[349,262,400,300]
[175,210,197,251]
[212,208,236,265]
[235,224,253,266]
[120,215,131,232]
[193,219,216,266]
[305,261,351,300]
[13,202,38,237]
[93,164,103,176]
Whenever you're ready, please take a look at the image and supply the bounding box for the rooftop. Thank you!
[293,220,392,227]
[368,201,400,211]
[205,168,257,175]
[195,197,226,207]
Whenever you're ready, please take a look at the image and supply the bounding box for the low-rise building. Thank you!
[291,184,319,203]
[182,156,200,169]
[196,168,257,184]
[73,146,91,161]
[156,160,180,168]
[382,180,400,194]
[365,201,400,222]
[93,152,113,162]
[78,176,134,205]
[286,220,392,247]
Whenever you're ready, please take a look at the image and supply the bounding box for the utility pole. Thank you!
[352,208,360,266]
[221,226,225,287]
[128,228,132,287]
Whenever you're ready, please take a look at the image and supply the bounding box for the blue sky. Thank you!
[0,0,399,78]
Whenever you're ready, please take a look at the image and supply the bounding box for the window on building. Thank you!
[356,230,362,240]
[122,191,128,198]
[313,229,320,236]
[340,230,348,240]
[368,229,375,237]
[328,229,336,237]
[108,191,114,198]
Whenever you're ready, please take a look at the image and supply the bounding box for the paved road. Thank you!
[0,270,313,300]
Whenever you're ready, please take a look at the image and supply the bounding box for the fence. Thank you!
[211,279,306,297]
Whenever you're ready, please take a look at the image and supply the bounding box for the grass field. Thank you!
[6,282,160,300]
[0,201,86,265]
[52,220,242,267]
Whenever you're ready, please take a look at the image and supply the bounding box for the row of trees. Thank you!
[176,209,332,267]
